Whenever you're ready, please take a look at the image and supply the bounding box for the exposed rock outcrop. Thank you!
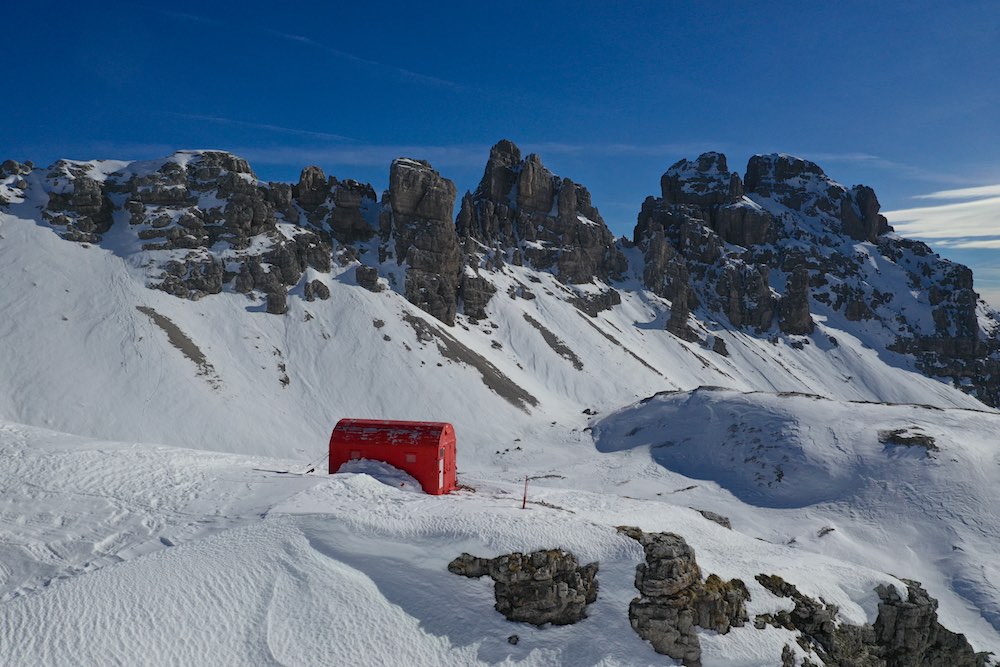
[458,140,627,286]
[381,158,463,325]
[780,265,814,335]
[661,152,744,207]
[842,185,888,245]
[572,288,622,317]
[42,161,115,242]
[744,154,890,244]
[266,288,288,315]
[292,165,378,242]
[619,527,749,666]
[755,574,987,667]
[1,159,32,177]
[633,206,699,341]
[293,165,328,212]
[114,151,275,252]
[459,269,496,321]
[873,580,986,666]
[755,573,876,665]
[717,262,776,332]
[635,154,779,335]
[355,265,384,293]
[303,279,330,301]
[448,549,599,626]
[649,153,774,247]
[152,256,224,300]
[0,159,31,204]
[693,509,732,529]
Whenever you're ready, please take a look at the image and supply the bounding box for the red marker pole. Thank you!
[522,475,528,510]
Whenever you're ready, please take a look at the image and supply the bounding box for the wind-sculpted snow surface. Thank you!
[595,388,1000,645]
[0,418,997,665]
[597,388,873,508]
[0,422,320,605]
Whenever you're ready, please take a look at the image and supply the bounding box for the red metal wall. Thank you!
[328,419,457,495]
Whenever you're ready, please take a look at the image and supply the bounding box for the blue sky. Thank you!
[5,2,999,303]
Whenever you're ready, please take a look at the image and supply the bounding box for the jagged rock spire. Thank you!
[473,138,521,202]
[461,139,625,285]
[380,158,462,325]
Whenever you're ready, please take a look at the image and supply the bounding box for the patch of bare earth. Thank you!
[136,306,221,388]
[403,313,537,412]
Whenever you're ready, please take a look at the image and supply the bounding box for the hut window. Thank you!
[350,450,361,460]
[405,453,417,463]
[440,447,445,458]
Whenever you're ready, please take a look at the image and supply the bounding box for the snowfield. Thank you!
[1,178,1000,664]
[1,396,999,664]
[0,420,932,666]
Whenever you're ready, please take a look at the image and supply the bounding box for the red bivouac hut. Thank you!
[328,419,457,495]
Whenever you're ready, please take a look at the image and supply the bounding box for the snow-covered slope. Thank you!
[1,148,999,665]
[0,197,985,464]
[0,419,978,666]
[595,388,1000,647]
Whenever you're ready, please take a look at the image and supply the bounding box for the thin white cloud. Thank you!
[914,184,1000,201]
[801,152,971,185]
[152,9,464,90]
[155,10,216,25]
[163,113,355,142]
[62,141,181,162]
[975,268,1000,293]
[236,144,490,168]
[259,28,464,90]
[885,195,1000,239]
[936,238,1000,250]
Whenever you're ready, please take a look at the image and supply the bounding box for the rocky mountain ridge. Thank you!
[1,141,998,406]
[4,145,1000,665]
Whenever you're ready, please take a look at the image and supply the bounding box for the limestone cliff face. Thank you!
[16,151,379,308]
[635,155,779,335]
[453,139,627,320]
[779,265,814,335]
[458,139,627,286]
[380,158,463,325]
[632,150,999,406]
[743,153,995,403]
[292,165,378,243]
[744,154,890,244]
[42,161,116,242]
[4,144,998,406]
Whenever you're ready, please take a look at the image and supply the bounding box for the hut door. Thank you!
[438,458,444,489]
